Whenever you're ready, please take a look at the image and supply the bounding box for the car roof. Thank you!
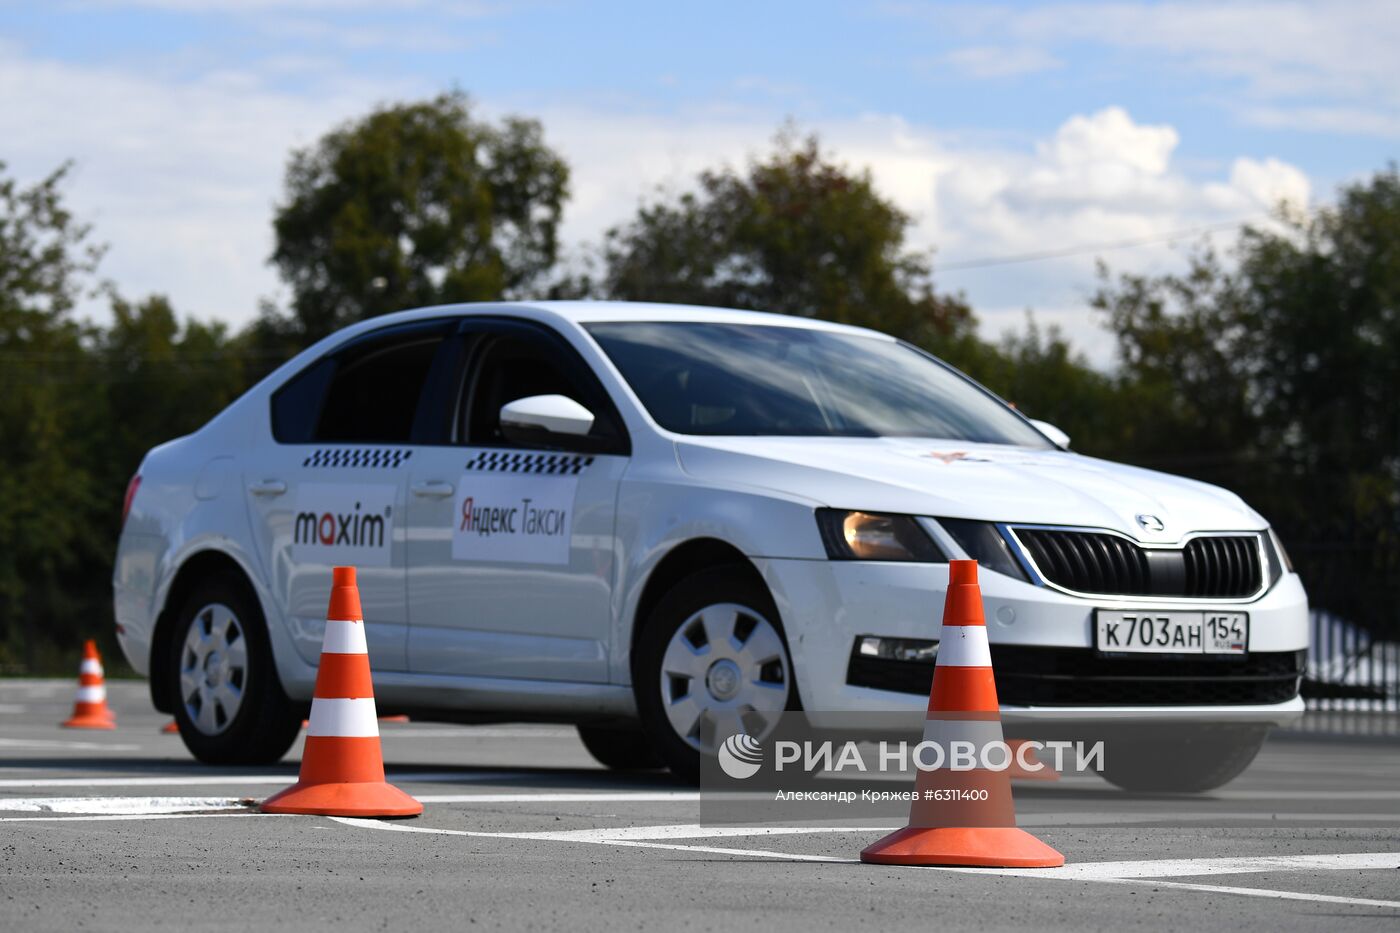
[244,300,896,406]
[344,300,893,339]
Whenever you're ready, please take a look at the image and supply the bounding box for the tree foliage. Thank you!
[0,162,253,670]
[3,102,1398,670]
[271,91,569,341]
[1091,168,1400,634]
[596,133,974,348]
[0,161,104,668]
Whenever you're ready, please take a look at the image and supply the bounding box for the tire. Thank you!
[167,571,302,765]
[577,725,665,771]
[1098,725,1268,793]
[633,564,797,783]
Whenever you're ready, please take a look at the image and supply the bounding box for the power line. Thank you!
[933,215,1274,273]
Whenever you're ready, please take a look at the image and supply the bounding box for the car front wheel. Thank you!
[634,565,796,782]
[168,572,302,765]
[1097,724,1269,793]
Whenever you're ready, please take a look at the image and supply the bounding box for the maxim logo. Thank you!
[295,501,388,549]
[290,484,396,566]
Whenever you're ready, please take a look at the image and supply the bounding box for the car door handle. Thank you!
[248,479,287,497]
[410,480,455,499]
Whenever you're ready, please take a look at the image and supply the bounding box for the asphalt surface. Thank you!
[2,679,1398,932]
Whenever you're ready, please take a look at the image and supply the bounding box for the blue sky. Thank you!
[2,1,1395,363]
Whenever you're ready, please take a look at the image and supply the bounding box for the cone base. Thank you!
[861,825,1064,868]
[260,780,423,817]
[161,721,180,734]
[62,715,116,730]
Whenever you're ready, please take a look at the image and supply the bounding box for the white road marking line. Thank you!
[0,704,27,713]
[1097,877,1400,910]
[0,738,142,752]
[587,839,854,862]
[1211,790,1400,800]
[328,816,862,861]
[380,728,577,738]
[0,770,518,789]
[520,823,892,843]
[330,818,1400,909]
[0,796,252,814]
[0,812,272,824]
[413,792,699,805]
[959,851,1400,880]
[1018,811,1400,826]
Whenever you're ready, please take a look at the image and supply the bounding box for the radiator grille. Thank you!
[1015,529,1262,598]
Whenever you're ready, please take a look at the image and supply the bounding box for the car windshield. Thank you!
[585,321,1051,445]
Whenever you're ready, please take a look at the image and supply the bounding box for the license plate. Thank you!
[1095,610,1249,655]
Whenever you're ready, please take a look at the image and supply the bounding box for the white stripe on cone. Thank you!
[919,718,1006,745]
[935,625,992,667]
[306,698,380,737]
[75,686,106,703]
[80,660,103,676]
[321,620,368,655]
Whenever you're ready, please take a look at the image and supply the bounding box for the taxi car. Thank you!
[113,302,1308,788]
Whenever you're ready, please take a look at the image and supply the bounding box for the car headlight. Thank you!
[1265,527,1294,586]
[815,509,945,562]
[935,518,1030,582]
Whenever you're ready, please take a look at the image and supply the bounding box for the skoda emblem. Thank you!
[1136,513,1165,532]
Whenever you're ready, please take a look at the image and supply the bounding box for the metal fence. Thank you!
[1302,609,1399,712]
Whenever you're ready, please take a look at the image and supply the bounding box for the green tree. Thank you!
[1093,168,1400,635]
[270,91,569,341]
[596,132,974,348]
[0,161,104,670]
[960,314,1118,450]
[95,294,250,504]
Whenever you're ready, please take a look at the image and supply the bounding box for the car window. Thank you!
[270,323,449,445]
[459,327,625,452]
[315,332,445,443]
[585,321,1051,446]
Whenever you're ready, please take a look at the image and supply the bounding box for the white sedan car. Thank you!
[114,301,1307,789]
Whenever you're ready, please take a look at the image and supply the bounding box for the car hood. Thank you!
[674,436,1265,542]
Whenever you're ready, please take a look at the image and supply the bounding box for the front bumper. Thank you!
[757,556,1309,721]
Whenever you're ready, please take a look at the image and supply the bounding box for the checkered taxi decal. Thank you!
[302,448,413,469]
[463,451,594,475]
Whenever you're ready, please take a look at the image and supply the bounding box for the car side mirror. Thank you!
[500,394,596,443]
[1030,419,1071,450]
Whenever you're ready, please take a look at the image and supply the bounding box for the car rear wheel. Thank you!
[576,725,666,771]
[634,565,796,782]
[168,572,302,765]
[1098,724,1269,793]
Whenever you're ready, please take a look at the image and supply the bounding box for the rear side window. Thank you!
[271,357,335,443]
[271,325,447,444]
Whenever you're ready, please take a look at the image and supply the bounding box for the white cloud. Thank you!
[889,1,1400,138]
[940,45,1062,79]
[0,40,427,326]
[71,1,500,13]
[1224,157,1310,214]
[0,41,1312,367]
[263,16,495,52]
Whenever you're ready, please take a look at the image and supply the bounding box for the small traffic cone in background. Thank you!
[861,560,1063,867]
[62,640,117,730]
[261,567,422,818]
[161,720,179,734]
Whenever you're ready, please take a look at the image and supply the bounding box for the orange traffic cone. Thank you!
[261,567,422,818]
[161,720,180,734]
[861,560,1063,867]
[1007,739,1059,782]
[61,640,116,730]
